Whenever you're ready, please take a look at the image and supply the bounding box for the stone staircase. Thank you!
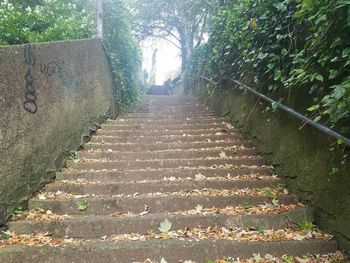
[147,85,170,95]
[0,95,343,262]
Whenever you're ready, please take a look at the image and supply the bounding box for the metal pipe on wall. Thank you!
[200,75,350,147]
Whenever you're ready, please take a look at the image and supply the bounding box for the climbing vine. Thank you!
[103,0,141,107]
[185,0,350,138]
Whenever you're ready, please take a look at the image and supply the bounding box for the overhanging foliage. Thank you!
[185,0,350,137]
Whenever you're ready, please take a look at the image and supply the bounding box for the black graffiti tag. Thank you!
[23,69,37,114]
[40,61,64,79]
[23,44,37,114]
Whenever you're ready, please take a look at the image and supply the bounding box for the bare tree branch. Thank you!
[145,24,182,43]
[195,11,208,47]
[148,34,181,49]
[198,0,214,10]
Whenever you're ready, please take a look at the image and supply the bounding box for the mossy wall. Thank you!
[0,39,116,225]
[194,84,350,254]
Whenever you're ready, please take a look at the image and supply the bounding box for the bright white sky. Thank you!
[141,38,181,85]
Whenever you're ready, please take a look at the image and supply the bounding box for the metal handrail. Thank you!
[201,75,350,147]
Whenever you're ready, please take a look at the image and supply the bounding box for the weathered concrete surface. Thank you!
[194,86,350,254]
[0,39,115,225]
[8,208,312,238]
[0,239,338,263]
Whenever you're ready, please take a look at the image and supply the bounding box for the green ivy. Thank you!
[103,0,141,108]
[185,0,350,138]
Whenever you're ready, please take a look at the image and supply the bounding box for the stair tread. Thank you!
[0,239,338,263]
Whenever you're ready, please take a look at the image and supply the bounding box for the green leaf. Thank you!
[297,220,314,231]
[329,167,340,176]
[264,188,277,199]
[274,69,282,81]
[329,70,338,80]
[256,226,265,233]
[307,104,320,112]
[342,48,350,58]
[315,74,323,82]
[257,52,268,59]
[10,206,24,221]
[253,253,262,262]
[282,255,294,263]
[271,101,281,112]
[159,219,172,233]
[77,200,89,211]
[0,231,12,241]
[337,137,345,145]
[244,204,253,209]
[313,116,321,122]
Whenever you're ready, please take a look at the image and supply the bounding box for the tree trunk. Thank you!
[180,43,188,72]
[97,0,104,39]
[178,26,195,72]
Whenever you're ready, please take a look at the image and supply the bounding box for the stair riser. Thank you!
[101,124,228,130]
[122,105,212,109]
[116,115,219,120]
[83,141,251,151]
[28,195,297,215]
[68,158,265,171]
[90,134,243,144]
[119,114,219,119]
[77,148,257,160]
[96,129,235,136]
[106,119,231,125]
[122,109,216,114]
[56,168,273,182]
[44,179,282,195]
[0,240,337,263]
[9,208,311,238]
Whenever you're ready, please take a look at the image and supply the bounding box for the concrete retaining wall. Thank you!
[194,84,350,254]
[0,38,115,224]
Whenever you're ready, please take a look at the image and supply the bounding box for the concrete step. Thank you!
[119,113,219,118]
[101,123,228,130]
[9,207,312,238]
[90,134,244,144]
[96,127,235,136]
[57,167,274,182]
[147,85,169,95]
[122,108,216,114]
[28,194,297,215]
[1,95,341,262]
[44,178,283,195]
[0,239,337,263]
[123,103,209,108]
[67,157,265,171]
[117,114,220,119]
[106,120,232,127]
[83,141,251,151]
[77,147,257,160]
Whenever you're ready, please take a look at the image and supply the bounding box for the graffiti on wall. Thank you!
[23,44,37,114]
[22,45,65,113]
[40,61,64,79]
